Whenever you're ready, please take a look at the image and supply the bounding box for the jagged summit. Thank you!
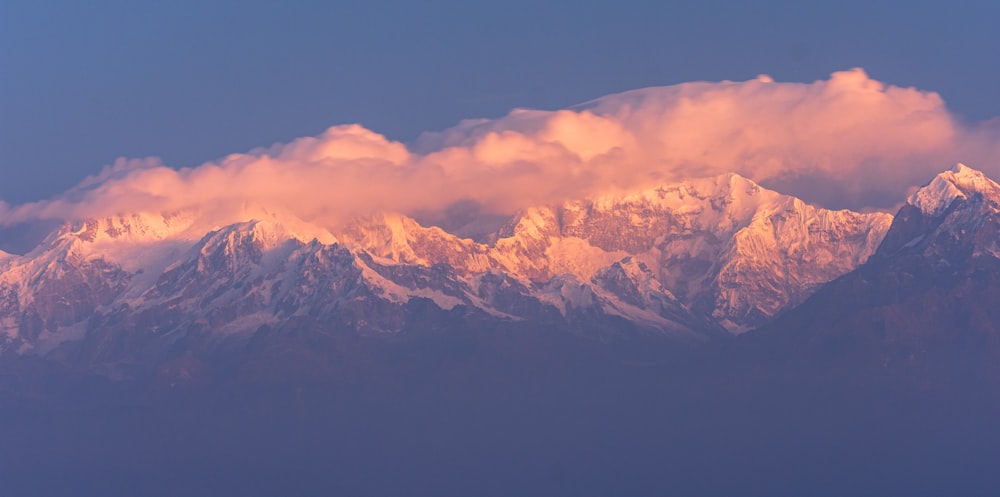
[38,211,202,249]
[876,163,1000,263]
[502,173,891,331]
[588,172,773,221]
[907,163,1000,217]
[203,216,338,248]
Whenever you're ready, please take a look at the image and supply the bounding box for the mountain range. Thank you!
[5,163,995,380]
[4,163,1000,497]
[0,169,899,363]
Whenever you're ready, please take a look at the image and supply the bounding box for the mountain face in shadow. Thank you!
[754,164,1000,369]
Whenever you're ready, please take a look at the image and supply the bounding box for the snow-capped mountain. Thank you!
[0,172,893,367]
[884,163,1000,261]
[757,163,1000,356]
[341,173,891,332]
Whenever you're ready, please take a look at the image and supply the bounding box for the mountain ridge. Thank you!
[0,170,899,368]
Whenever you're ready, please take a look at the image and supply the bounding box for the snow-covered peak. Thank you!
[245,214,337,246]
[541,173,789,256]
[907,163,1000,217]
[951,162,977,177]
[222,206,338,246]
[337,212,492,274]
[55,211,201,245]
[20,209,336,278]
[16,211,207,274]
[337,212,432,264]
[208,220,293,249]
[48,206,337,247]
[592,172,771,207]
[197,217,337,256]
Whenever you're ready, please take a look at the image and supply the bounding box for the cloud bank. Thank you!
[4,68,999,230]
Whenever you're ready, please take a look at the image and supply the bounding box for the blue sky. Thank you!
[2,0,998,204]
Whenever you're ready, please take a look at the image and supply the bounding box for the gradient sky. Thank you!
[2,0,998,205]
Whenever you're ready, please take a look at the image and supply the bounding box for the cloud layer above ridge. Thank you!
[4,68,999,229]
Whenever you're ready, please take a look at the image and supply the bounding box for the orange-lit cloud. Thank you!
[3,68,998,230]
